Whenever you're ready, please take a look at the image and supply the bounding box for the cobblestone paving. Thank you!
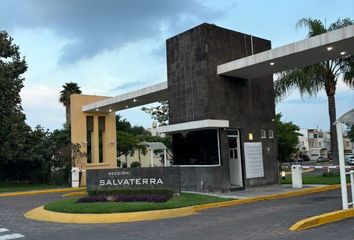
[0,190,353,240]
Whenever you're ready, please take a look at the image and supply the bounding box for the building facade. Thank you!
[298,128,353,160]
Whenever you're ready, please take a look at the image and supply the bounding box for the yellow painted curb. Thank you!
[24,184,341,224]
[25,206,197,224]
[290,208,354,231]
[193,184,341,211]
[0,187,86,197]
[62,191,87,197]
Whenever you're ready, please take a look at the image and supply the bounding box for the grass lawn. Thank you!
[44,193,232,214]
[0,182,67,193]
[280,174,345,185]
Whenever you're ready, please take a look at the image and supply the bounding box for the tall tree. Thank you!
[0,30,30,180]
[274,17,354,164]
[59,82,82,127]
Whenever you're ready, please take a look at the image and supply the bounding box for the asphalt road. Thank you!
[0,190,353,240]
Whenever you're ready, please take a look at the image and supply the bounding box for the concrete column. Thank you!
[336,122,348,210]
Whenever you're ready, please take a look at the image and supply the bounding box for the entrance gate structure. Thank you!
[71,23,354,192]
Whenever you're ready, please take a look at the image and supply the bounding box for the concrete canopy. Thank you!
[82,25,353,115]
[82,82,167,112]
[217,25,354,79]
[337,108,354,125]
[139,141,167,150]
[158,119,230,134]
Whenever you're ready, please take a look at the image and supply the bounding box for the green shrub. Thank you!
[88,188,174,199]
[130,161,141,168]
[50,169,69,185]
[322,171,339,177]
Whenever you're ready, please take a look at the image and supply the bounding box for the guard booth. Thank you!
[158,24,278,191]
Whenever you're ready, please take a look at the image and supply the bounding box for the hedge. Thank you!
[88,188,174,198]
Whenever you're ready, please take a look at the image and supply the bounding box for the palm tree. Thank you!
[274,17,354,164]
[59,82,82,127]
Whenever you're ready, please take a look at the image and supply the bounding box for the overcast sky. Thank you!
[1,0,353,131]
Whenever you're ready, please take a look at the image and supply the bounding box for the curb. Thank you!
[0,187,86,197]
[62,191,87,197]
[24,184,341,224]
[290,208,354,231]
[25,206,197,224]
[192,184,341,211]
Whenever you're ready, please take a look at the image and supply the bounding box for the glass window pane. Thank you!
[261,130,266,138]
[268,130,274,139]
[227,129,238,136]
[173,129,219,165]
[228,138,237,148]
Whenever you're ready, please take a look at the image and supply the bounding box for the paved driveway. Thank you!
[0,190,353,240]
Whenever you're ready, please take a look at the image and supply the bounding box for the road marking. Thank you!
[0,233,25,240]
[0,234,25,240]
[0,229,9,233]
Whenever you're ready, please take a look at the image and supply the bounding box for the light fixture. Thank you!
[248,133,253,141]
[109,109,112,112]
[327,46,333,51]
[133,98,137,103]
[340,51,346,56]
[281,171,286,180]
[95,108,99,112]
[270,62,275,66]
[125,105,129,108]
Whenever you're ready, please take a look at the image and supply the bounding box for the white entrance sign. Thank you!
[244,142,264,178]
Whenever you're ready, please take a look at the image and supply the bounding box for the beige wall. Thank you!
[70,94,117,185]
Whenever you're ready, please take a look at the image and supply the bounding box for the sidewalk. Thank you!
[186,184,331,199]
[225,184,329,198]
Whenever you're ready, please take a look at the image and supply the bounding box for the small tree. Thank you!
[117,131,138,166]
[142,101,169,126]
[71,143,86,169]
[275,113,301,164]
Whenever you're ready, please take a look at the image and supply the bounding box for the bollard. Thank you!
[291,165,303,188]
[71,167,80,188]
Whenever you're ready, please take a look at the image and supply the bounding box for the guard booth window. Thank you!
[172,129,220,166]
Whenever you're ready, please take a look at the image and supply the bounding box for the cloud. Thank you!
[112,80,147,91]
[20,84,61,108]
[0,0,221,63]
[20,84,65,130]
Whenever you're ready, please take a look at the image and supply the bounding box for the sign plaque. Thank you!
[244,142,264,179]
[87,167,180,193]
